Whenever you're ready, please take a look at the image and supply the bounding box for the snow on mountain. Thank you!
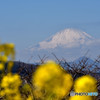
[17,28,100,63]
[35,29,94,50]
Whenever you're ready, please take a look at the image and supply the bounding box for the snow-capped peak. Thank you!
[18,28,100,63]
[38,28,93,49]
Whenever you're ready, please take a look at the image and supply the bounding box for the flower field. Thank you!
[0,43,99,100]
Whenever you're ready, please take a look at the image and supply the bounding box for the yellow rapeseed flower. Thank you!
[69,95,93,100]
[7,61,14,72]
[33,61,73,99]
[0,63,4,70]
[7,43,14,49]
[0,43,15,72]
[0,73,22,98]
[1,73,21,88]
[0,45,4,52]
[0,55,8,62]
[27,95,33,100]
[0,43,15,59]
[74,75,97,92]
[0,42,22,100]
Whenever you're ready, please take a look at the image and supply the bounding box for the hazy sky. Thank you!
[0,0,100,50]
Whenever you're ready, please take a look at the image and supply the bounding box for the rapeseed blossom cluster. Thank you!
[0,43,15,71]
[0,43,15,59]
[33,61,73,99]
[0,43,22,100]
[69,75,97,100]
[74,75,97,92]
[0,73,22,100]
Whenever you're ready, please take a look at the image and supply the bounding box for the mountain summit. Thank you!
[36,29,93,49]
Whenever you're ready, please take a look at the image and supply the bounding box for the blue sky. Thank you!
[0,0,100,51]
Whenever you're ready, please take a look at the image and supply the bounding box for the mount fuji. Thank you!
[17,29,100,63]
[34,29,93,49]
